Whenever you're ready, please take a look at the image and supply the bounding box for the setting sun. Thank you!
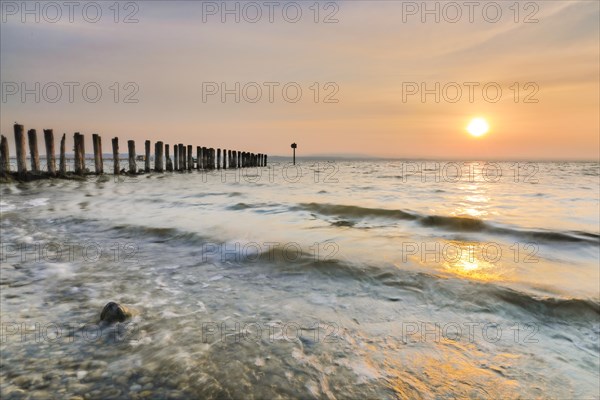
[467,118,490,137]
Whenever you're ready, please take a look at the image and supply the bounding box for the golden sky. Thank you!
[1,1,598,159]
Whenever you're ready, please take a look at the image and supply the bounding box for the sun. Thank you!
[467,118,490,137]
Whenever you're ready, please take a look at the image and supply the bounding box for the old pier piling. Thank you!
[145,140,151,173]
[128,140,136,174]
[1,123,267,181]
[44,129,56,175]
[112,137,120,175]
[0,135,9,175]
[93,134,103,174]
[59,134,66,174]
[155,141,164,172]
[28,129,41,173]
[14,124,27,176]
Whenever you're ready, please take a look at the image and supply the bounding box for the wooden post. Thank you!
[187,145,193,170]
[112,137,119,174]
[93,134,103,174]
[27,129,40,173]
[128,140,136,174]
[145,140,151,172]
[0,135,9,175]
[196,146,201,170]
[155,141,164,172]
[74,133,83,175]
[14,124,27,175]
[173,144,179,171]
[217,149,221,170]
[43,129,56,175]
[264,154,267,166]
[180,144,186,171]
[78,133,86,174]
[291,143,297,165]
[166,144,173,172]
[211,148,216,169]
[59,134,66,174]
[237,151,241,168]
[73,133,80,173]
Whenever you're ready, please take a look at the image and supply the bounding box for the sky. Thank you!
[1,0,599,160]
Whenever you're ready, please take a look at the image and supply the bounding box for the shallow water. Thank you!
[1,160,599,399]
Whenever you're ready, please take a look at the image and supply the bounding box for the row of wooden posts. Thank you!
[0,124,267,177]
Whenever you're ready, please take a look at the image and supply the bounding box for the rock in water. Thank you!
[100,302,132,323]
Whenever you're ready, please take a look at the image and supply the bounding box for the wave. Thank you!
[35,218,600,324]
[297,203,600,245]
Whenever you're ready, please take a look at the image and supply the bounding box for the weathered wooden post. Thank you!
[166,144,173,172]
[291,143,297,165]
[27,129,41,173]
[187,145,193,170]
[14,124,27,175]
[155,141,164,172]
[237,151,241,168]
[128,140,136,174]
[211,148,216,169]
[217,149,221,170]
[200,147,206,169]
[73,133,80,173]
[173,144,179,171]
[179,143,187,171]
[112,137,119,174]
[93,134,103,174]
[196,146,201,170]
[73,133,83,175]
[80,134,86,173]
[264,154,267,166]
[145,140,151,172]
[59,134,66,174]
[0,135,9,175]
[43,129,56,175]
